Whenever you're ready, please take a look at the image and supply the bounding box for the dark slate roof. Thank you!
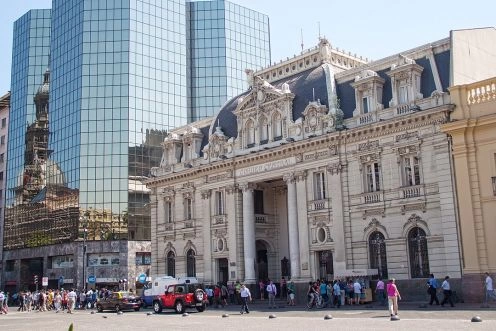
[212,66,329,139]
[336,50,451,119]
[199,125,210,157]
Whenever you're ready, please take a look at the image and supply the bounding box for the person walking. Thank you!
[375,278,386,306]
[67,289,77,314]
[387,278,401,317]
[440,276,454,307]
[333,280,341,308]
[239,284,252,314]
[484,272,496,305]
[266,279,277,309]
[427,274,440,305]
[287,281,296,306]
[0,291,7,314]
[353,279,362,305]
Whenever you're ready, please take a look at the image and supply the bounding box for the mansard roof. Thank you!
[212,65,329,139]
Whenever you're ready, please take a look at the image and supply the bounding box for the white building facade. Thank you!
[144,30,496,298]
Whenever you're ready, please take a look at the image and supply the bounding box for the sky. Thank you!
[1,0,495,93]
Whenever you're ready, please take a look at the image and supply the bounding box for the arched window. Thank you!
[272,112,282,140]
[408,227,429,278]
[259,116,269,143]
[246,120,255,147]
[368,231,388,279]
[167,251,175,277]
[186,249,196,277]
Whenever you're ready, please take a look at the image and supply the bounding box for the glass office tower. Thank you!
[187,1,271,121]
[4,0,270,253]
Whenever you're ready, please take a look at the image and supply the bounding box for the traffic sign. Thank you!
[42,276,48,286]
[138,273,147,284]
[88,275,96,284]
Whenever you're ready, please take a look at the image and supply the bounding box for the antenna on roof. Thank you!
[300,28,304,52]
[312,88,315,102]
[318,22,321,39]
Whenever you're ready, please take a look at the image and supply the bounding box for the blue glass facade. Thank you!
[188,0,271,121]
[5,0,270,248]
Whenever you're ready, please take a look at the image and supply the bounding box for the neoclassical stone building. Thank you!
[146,29,496,299]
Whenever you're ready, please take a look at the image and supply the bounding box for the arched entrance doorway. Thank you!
[256,240,269,281]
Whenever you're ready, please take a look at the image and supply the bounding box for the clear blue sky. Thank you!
[1,0,495,93]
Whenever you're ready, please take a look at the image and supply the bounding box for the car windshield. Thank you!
[118,291,132,298]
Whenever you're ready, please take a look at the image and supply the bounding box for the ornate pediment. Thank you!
[302,100,329,134]
[204,126,228,160]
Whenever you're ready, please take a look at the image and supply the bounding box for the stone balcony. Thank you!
[307,199,329,211]
[399,184,424,199]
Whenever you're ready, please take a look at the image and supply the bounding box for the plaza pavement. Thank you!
[1,300,496,331]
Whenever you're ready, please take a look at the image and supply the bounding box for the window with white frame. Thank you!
[365,162,381,192]
[401,155,421,186]
[313,172,326,200]
[215,191,224,215]
[362,96,370,114]
[399,85,409,104]
[165,201,173,223]
[272,112,282,139]
[260,117,269,143]
[185,198,193,220]
[246,120,255,146]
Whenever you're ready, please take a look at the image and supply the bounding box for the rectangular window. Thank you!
[399,85,409,104]
[215,191,224,215]
[165,201,173,223]
[0,135,4,145]
[254,190,264,214]
[135,252,151,265]
[0,154,4,163]
[1,118,6,128]
[362,96,370,113]
[185,198,193,220]
[313,172,326,200]
[365,162,381,192]
[402,155,421,186]
[5,260,15,272]
[0,172,3,180]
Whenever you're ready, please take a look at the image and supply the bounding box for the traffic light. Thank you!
[34,275,38,284]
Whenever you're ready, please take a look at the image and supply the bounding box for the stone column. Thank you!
[283,173,301,280]
[295,171,311,281]
[241,183,256,284]
[201,189,213,283]
[327,162,347,273]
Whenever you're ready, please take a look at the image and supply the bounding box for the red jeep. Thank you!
[153,283,207,314]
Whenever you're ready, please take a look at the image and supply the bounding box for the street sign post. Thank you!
[42,276,48,287]
[138,273,147,284]
[87,275,96,284]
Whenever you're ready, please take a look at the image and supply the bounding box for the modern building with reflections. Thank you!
[2,0,270,292]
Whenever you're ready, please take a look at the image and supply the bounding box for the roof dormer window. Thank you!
[387,55,424,108]
[351,70,385,117]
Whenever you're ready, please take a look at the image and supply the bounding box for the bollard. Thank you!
[471,316,482,323]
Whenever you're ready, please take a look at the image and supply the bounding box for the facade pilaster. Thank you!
[295,171,311,281]
[201,189,213,283]
[327,162,347,273]
[240,183,256,284]
[150,192,160,276]
[283,172,301,280]
[226,185,240,281]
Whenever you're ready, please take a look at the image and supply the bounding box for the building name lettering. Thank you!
[236,157,296,177]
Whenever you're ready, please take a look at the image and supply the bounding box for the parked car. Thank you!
[153,283,207,314]
[96,291,142,312]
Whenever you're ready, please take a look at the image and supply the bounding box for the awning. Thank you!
[333,269,379,278]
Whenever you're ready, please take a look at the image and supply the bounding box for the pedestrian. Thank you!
[387,278,401,317]
[333,280,341,308]
[54,291,62,313]
[484,272,496,304]
[67,289,77,313]
[0,291,7,314]
[258,279,265,301]
[440,276,454,307]
[239,284,252,314]
[427,274,440,305]
[266,279,277,309]
[228,282,235,304]
[287,281,296,306]
[235,281,241,304]
[375,278,386,306]
[280,276,287,301]
[221,283,228,306]
[320,281,328,306]
[353,279,362,305]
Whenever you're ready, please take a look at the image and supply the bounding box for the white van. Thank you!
[142,276,199,307]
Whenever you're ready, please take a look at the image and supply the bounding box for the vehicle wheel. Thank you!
[96,304,103,313]
[115,304,121,312]
[134,307,140,312]
[194,289,205,303]
[153,301,162,314]
[196,304,205,312]
[174,301,185,314]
